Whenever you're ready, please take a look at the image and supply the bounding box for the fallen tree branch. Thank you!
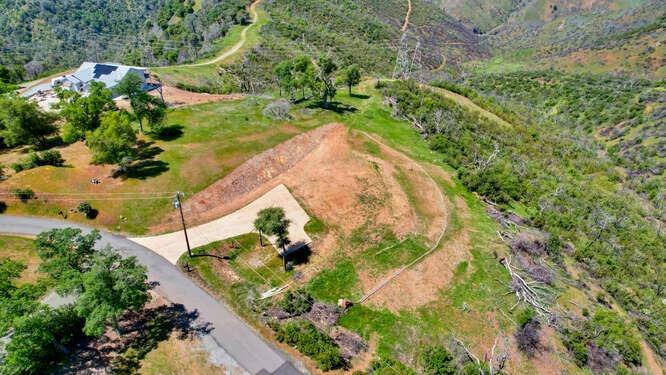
[500,256,551,317]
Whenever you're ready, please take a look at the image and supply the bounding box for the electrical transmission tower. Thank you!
[392,33,424,81]
[392,33,411,79]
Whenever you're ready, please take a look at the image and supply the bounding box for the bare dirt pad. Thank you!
[116,85,243,109]
[157,123,344,229]
[361,195,471,312]
[158,123,426,238]
[157,124,449,292]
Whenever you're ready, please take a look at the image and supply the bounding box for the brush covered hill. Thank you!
[459,0,666,78]
[0,0,249,79]
[220,0,486,93]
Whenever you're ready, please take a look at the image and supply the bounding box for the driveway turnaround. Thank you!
[0,215,303,375]
[131,184,312,264]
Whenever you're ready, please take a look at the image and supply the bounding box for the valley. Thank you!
[0,0,664,374]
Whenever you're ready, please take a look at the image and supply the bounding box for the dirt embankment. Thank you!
[156,124,342,230]
[361,194,470,312]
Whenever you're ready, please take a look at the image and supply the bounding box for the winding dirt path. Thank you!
[358,131,450,304]
[20,0,262,94]
[184,0,261,67]
[425,84,513,128]
[401,0,412,32]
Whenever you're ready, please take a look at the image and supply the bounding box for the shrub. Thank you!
[515,320,542,357]
[420,346,456,374]
[263,99,292,120]
[11,150,64,172]
[280,289,314,315]
[274,320,343,370]
[11,153,39,172]
[39,150,64,166]
[563,308,642,370]
[61,122,84,143]
[111,347,142,375]
[77,201,95,219]
[516,307,536,327]
[13,188,35,202]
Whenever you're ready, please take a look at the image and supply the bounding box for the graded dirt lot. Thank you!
[161,123,450,298]
[360,195,471,311]
[116,85,243,109]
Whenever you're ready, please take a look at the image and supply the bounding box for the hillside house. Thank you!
[51,62,150,96]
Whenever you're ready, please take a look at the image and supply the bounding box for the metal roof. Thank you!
[69,62,146,89]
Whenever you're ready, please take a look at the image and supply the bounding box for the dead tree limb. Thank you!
[500,256,551,317]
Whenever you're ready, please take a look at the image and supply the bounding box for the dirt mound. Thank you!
[157,124,342,229]
[361,170,471,312]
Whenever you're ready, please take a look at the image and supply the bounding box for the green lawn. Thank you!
[0,235,41,284]
[2,98,321,234]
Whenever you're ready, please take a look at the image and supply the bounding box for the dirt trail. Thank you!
[184,0,261,67]
[20,0,261,94]
[357,133,451,306]
[401,0,412,32]
[425,84,513,129]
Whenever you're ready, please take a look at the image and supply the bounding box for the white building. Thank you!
[50,62,150,95]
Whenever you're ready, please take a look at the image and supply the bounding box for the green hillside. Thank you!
[0,0,249,80]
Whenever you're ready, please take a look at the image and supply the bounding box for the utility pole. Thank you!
[173,192,192,258]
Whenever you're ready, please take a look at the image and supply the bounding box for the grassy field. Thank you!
[0,98,323,234]
[0,235,41,284]
[178,233,289,324]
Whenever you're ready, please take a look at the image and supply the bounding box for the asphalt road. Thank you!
[0,215,303,375]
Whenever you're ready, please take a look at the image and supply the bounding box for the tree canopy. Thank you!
[116,74,166,133]
[341,64,361,95]
[75,249,149,336]
[59,81,116,143]
[35,228,100,294]
[2,306,84,375]
[313,56,338,107]
[86,110,137,165]
[0,95,57,148]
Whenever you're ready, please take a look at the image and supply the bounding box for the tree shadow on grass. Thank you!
[307,101,357,114]
[151,124,184,141]
[286,243,312,266]
[123,160,169,179]
[62,303,212,374]
[113,140,169,180]
[350,93,371,99]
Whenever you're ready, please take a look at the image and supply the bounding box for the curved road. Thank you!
[0,215,302,375]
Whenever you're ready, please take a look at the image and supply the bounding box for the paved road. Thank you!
[0,215,303,375]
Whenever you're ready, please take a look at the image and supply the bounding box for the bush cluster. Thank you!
[280,289,314,315]
[274,320,343,371]
[12,188,35,202]
[11,150,64,173]
[563,308,642,371]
